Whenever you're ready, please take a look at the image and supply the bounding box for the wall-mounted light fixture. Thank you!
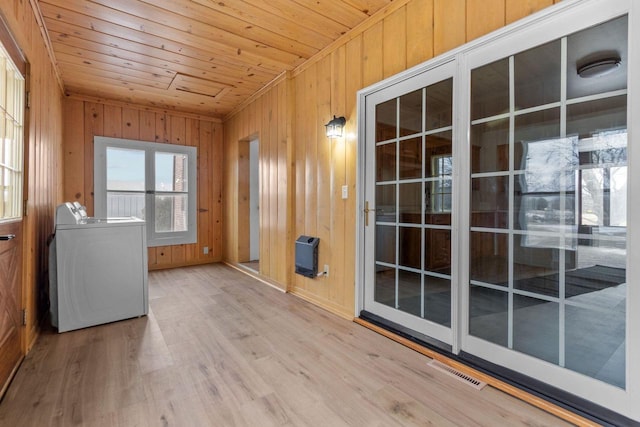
[577,56,621,78]
[325,115,346,138]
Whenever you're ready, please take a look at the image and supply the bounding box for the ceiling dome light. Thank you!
[577,57,621,78]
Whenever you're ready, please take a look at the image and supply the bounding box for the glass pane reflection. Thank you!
[398,270,421,316]
[376,225,396,264]
[376,99,396,142]
[471,119,509,173]
[399,90,422,137]
[513,295,559,364]
[471,58,509,120]
[376,185,396,222]
[470,232,508,286]
[469,285,508,346]
[424,276,451,326]
[375,266,395,308]
[376,143,396,182]
[399,227,421,269]
[426,79,453,130]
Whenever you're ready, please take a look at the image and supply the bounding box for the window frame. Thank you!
[94,136,197,247]
[0,16,26,223]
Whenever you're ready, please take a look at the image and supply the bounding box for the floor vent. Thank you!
[427,359,487,390]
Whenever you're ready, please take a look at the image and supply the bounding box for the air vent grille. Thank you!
[427,359,487,390]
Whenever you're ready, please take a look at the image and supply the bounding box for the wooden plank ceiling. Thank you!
[37,0,392,117]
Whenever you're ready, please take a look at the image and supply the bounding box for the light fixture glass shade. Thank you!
[325,115,346,138]
[577,57,621,78]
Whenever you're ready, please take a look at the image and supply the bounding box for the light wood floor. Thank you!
[0,264,570,426]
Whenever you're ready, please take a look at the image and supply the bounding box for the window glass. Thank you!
[0,44,24,221]
[95,137,197,247]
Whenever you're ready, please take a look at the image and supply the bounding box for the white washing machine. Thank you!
[50,202,148,332]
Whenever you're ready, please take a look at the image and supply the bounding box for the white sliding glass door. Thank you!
[362,61,456,346]
[357,0,640,421]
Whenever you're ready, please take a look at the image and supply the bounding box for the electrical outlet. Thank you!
[203,246,209,254]
[324,264,329,277]
[341,185,348,199]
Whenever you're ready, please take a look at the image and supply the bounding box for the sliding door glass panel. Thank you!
[471,176,508,228]
[399,182,422,224]
[375,266,396,309]
[471,58,509,120]
[513,295,559,364]
[399,89,423,137]
[398,270,422,316]
[399,226,421,269]
[372,77,454,329]
[426,79,453,130]
[469,285,508,347]
[376,185,396,221]
[376,142,396,181]
[514,41,561,110]
[424,276,451,326]
[468,15,627,389]
[376,100,396,142]
[399,137,422,179]
[471,119,509,173]
[566,16,628,100]
[469,231,508,286]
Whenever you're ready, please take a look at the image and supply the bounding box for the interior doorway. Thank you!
[248,138,260,271]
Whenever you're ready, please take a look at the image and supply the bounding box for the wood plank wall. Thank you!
[223,0,560,318]
[62,97,224,270]
[1,1,64,350]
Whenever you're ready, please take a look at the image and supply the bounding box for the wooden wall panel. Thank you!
[406,0,434,68]
[383,7,407,78]
[63,98,223,270]
[434,0,466,56]
[467,0,506,41]
[222,77,292,290]
[223,0,559,318]
[362,22,383,87]
[506,0,554,25]
[1,1,64,352]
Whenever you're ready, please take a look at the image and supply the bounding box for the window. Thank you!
[0,39,25,221]
[94,137,197,247]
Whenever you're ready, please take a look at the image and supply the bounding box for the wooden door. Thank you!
[0,221,23,397]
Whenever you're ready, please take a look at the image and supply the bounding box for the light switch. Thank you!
[341,185,348,199]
